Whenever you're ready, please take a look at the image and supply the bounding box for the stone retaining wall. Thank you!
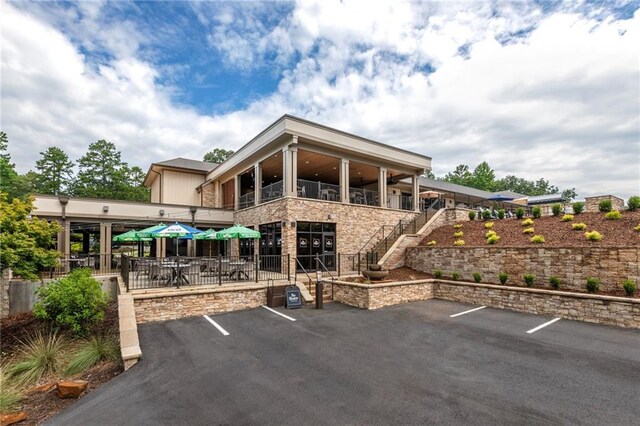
[331,279,639,328]
[585,195,624,212]
[434,281,640,329]
[406,246,639,293]
[132,284,267,323]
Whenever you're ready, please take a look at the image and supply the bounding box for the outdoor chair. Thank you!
[149,263,172,286]
[183,262,201,285]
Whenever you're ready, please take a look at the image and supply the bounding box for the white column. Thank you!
[254,162,262,204]
[340,159,350,203]
[234,174,240,210]
[290,138,298,197]
[379,167,387,208]
[282,147,290,196]
[412,174,420,211]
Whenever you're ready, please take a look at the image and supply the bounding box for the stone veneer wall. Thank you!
[201,181,219,208]
[406,246,639,293]
[434,281,639,329]
[332,280,434,309]
[584,195,625,213]
[0,277,9,318]
[133,285,267,323]
[234,197,418,273]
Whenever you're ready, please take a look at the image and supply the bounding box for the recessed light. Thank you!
[274,174,278,178]
[305,161,309,164]
[315,173,318,176]
[333,167,337,170]
[358,171,361,175]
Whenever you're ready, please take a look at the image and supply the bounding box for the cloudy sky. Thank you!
[1,0,639,199]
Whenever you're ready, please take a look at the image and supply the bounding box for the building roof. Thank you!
[526,193,565,204]
[416,177,494,199]
[492,190,526,199]
[154,157,217,173]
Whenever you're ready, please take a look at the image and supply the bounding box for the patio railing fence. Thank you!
[41,253,122,278]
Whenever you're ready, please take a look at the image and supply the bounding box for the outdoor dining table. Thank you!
[161,260,190,286]
[320,188,337,201]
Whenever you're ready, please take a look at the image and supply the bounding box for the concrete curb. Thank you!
[116,278,142,370]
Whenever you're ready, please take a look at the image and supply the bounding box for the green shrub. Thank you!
[453,223,463,229]
[468,211,476,220]
[484,222,494,229]
[635,224,640,232]
[515,208,525,219]
[561,214,574,222]
[586,277,600,293]
[530,235,545,244]
[551,204,562,216]
[585,230,602,241]
[598,199,612,212]
[572,201,584,214]
[453,239,465,246]
[485,230,497,238]
[572,222,587,230]
[473,272,482,283]
[482,209,492,220]
[426,240,437,246]
[0,366,23,413]
[487,235,500,244]
[521,218,534,226]
[64,334,120,376]
[549,276,560,289]
[434,269,443,279]
[532,207,542,218]
[498,272,508,285]
[523,274,535,287]
[497,209,505,219]
[604,210,622,220]
[628,196,640,211]
[451,272,460,281]
[7,331,67,386]
[453,231,464,238]
[522,227,535,234]
[34,268,109,336]
[622,278,637,296]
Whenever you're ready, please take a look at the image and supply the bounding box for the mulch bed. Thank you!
[421,211,640,247]
[0,301,123,424]
[342,267,432,284]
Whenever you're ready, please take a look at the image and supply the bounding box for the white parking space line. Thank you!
[527,318,561,334]
[262,305,296,321]
[449,306,487,318]
[203,315,230,336]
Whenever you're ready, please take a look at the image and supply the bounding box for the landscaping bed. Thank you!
[1,300,123,424]
[341,267,432,284]
[421,211,640,247]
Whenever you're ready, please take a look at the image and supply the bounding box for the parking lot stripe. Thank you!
[526,318,561,334]
[449,306,486,318]
[261,305,296,321]
[203,315,230,336]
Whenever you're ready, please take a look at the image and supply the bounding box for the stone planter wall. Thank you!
[332,280,434,309]
[406,246,639,293]
[584,195,625,212]
[132,284,267,323]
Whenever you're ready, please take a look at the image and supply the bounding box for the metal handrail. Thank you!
[295,257,314,284]
[314,255,336,282]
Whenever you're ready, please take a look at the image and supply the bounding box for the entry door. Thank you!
[322,233,335,270]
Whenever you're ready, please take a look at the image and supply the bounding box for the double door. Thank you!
[297,222,336,271]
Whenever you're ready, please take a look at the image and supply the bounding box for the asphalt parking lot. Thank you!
[49,300,640,425]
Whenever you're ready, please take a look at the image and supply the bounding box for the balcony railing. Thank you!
[297,179,341,202]
[348,187,379,206]
[239,191,255,209]
[261,180,283,202]
[387,194,413,211]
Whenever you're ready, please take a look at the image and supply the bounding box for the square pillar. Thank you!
[378,168,387,208]
[290,139,298,197]
[99,223,112,255]
[282,147,290,196]
[340,159,349,203]
[412,174,420,211]
[254,162,262,204]
[234,174,240,210]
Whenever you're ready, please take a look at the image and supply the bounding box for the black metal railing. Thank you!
[42,253,122,278]
[239,192,255,209]
[296,179,341,202]
[262,181,283,202]
[348,187,379,206]
[296,254,336,272]
[121,254,290,291]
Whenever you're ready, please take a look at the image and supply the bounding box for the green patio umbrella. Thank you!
[151,222,203,256]
[193,229,220,240]
[136,223,167,238]
[112,230,152,242]
[215,224,261,240]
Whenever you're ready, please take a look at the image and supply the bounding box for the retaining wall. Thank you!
[406,246,639,293]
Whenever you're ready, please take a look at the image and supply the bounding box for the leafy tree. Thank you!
[0,194,60,279]
[470,161,496,191]
[115,165,150,202]
[443,164,472,186]
[34,147,74,195]
[422,170,436,179]
[0,131,19,200]
[72,140,127,199]
[562,188,577,202]
[203,148,234,163]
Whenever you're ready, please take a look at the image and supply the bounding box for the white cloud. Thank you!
[1,0,638,200]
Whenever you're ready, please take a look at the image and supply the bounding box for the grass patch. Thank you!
[6,330,67,386]
[0,365,23,413]
[64,334,120,377]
